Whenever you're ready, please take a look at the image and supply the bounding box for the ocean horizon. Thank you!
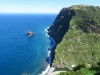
[0,14,57,75]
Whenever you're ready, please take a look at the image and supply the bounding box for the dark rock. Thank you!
[48,8,75,44]
[27,31,34,37]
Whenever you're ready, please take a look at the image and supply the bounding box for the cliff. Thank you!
[48,7,75,43]
[48,5,100,69]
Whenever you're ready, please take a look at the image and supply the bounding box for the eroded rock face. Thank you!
[48,8,75,44]
[27,31,34,37]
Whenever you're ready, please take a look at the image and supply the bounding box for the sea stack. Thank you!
[27,31,34,37]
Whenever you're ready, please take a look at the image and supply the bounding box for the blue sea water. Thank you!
[0,14,56,75]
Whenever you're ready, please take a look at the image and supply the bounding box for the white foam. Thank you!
[44,26,49,33]
[46,33,50,37]
[45,27,50,37]
[44,29,48,33]
[39,26,56,75]
[48,51,51,56]
[39,65,50,75]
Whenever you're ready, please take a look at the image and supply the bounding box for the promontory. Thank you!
[48,5,100,75]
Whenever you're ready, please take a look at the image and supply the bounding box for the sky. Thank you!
[0,0,99,14]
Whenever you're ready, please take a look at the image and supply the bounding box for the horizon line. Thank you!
[0,13,58,14]
[0,12,59,14]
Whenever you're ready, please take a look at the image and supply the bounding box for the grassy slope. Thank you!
[53,5,100,69]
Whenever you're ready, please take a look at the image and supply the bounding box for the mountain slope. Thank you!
[48,5,100,69]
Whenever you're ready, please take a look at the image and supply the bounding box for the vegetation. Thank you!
[49,5,100,75]
[58,68,96,75]
[58,63,100,75]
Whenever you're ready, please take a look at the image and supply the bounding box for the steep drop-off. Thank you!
[48,8,75,43]
[48,5,100,69]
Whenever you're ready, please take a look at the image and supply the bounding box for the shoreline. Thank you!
[39,27,57,75]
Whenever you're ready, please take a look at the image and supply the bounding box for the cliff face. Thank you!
[48,5,100,68]
[48,8,75,43]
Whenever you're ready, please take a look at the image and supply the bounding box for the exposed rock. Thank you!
[27,31,34,37]
[48,8,75,44]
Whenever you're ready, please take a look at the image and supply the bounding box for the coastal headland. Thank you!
[46,5,100,75]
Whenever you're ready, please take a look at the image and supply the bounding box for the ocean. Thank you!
[0,14,57,75]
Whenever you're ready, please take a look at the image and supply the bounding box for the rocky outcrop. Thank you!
[27,31,34,37]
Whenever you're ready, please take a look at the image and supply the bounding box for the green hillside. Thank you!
[48,5,100,75]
